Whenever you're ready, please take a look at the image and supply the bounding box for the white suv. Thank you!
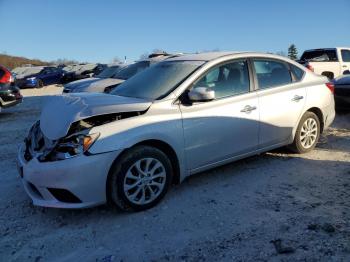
[299,47,350,79]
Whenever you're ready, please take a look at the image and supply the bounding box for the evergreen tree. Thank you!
[288,44,298,60]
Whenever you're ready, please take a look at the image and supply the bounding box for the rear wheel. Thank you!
[290,111,320,153]
[108,146,173,211]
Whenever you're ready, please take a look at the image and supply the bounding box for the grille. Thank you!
[24,122,55,161]
[47,188,82,203]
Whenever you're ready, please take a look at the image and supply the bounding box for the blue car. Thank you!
[15,66,65,88]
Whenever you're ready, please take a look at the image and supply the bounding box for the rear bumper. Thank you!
[0,89,23,108]
[17,144,121,208]
[322,100,336,130]
[335,95,350,110]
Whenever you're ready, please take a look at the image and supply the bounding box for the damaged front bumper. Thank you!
[17,143,121,209]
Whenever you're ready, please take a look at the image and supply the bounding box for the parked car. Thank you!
[63,53,177,93]
[61,63,107,84]
[0,65,22,111]
[15,66,65,88]
[11,66,30,78]
[62,63,127,93]
[17,52,335,211]
[298,47,350,79]
[332,75,350,111]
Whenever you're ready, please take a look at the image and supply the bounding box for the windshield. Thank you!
[113,61,150,80]
[96,65,122,78]
[111,60,204,100]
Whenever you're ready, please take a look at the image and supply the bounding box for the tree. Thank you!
[288,44,298,60]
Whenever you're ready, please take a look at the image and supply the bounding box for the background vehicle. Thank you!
[15,66,65,88]
[63,52,176,93]
[61,63,106,84]
[298,47,350,79]
[332,75,350,112]
[62,63,127,93]
[18,52,335,211]
[0,65,22,111]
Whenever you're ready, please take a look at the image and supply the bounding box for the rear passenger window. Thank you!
[253,60,292,89]
[290,65,305,81]
[193,60,250,99]
[341,50,350,62]
[300,50,338,62]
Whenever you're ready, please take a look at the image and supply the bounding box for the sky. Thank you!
[0,0,349,63]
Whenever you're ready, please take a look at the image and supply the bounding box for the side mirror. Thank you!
[188,87,215,102]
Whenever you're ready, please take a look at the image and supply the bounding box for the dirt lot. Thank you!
[0,85,349,262]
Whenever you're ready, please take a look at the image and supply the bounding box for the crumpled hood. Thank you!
[40,93,152,140]
[71,78,125,93]
[64,77,101,90]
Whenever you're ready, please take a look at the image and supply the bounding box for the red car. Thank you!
[0,65,22,111]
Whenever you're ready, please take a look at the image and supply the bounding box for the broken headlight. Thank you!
[52,133,100,160]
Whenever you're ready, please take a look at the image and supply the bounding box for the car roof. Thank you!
[166,51,300,62]
[166,51,244,61]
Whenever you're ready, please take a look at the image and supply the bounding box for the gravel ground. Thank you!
[0,85,349,262]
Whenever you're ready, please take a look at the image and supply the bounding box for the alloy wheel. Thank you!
[300,118,318,149]
[123,158,166,205]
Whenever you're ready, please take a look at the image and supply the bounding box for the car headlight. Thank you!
[52,133,100,160]
[27,77,36,81]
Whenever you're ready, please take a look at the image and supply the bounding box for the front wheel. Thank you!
[108,146,173,211]
[36,79,44,88]
[290,112,320,153]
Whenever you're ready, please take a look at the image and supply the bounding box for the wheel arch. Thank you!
[321,71,334,80]
[305,107,324,133]
[134,139,181,184]
[106,139,181,203]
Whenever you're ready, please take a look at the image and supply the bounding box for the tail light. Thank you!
[305,63,314,72]
[0,67,13,84]
[325,82,335,94]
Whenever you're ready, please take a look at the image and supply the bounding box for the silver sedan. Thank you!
[18,52,335,211]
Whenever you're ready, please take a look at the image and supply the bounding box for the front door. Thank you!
[179,60,259,171]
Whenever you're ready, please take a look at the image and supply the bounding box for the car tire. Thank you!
[108,145,173,211]
[36,79,44,88]
[289,111,320,154]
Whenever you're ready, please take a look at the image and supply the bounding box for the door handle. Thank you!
[240,105,257,113]
[343,65,348,68]
[292,95,304,102]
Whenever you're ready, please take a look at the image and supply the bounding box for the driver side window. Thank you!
[193,60,250,99]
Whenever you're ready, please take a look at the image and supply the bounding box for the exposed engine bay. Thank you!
[24,111,145,162]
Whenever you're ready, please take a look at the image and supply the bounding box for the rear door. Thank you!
[340,49,350,74]
[252,58,306,149]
